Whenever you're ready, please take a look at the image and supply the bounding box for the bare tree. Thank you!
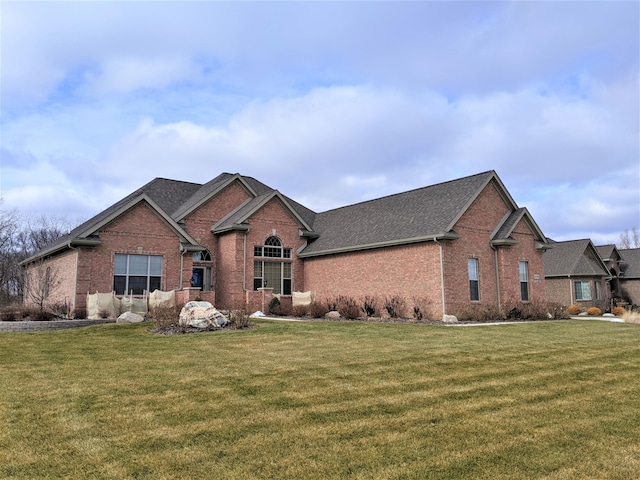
[0,203,71,305]
[24,261,62,312]
[0,201,20,304]
[619,227,640,249]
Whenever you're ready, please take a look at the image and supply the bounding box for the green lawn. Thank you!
[1,320,638,479]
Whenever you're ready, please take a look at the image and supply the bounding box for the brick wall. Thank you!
[214,196,306,309]
[546,278,571,305]
[70,201,185,311]
[620,279,640,305]
[304,242,444,318]
[23,248,78,312]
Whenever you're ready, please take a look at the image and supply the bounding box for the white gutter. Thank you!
[434,238,447,317]
[491,244,502,315]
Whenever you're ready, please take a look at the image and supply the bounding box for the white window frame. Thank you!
[468,258,480,301]
[114,254,162,295]
[519,261,529,301]
[575,281,592,301]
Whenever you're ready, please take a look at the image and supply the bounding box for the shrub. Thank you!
[361,295,378,317]
[612,306,626,316]
[309,302,329,318]
[0,309,18,321]
[412,296,433,322]
[73,307,87,320]
[336,296,360,320]
[267,297,281,315]
[32,310,55,321]
[49,302,70,318]
[455,304,501,323]
[228,309,252,329]
[587,307,602,316]
[149,306,180,329]
[566,305,581,316]
[325,297,340,312]
[292,304,309,317]
[383,295,407,319]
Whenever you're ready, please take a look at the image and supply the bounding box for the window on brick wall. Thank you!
[595,281,601,300]
[114,254,162,295]
[519,261,529,301]
[253,237,292,295]
[468,258,480,301]
[575,281,592,301]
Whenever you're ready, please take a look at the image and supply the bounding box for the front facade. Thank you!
[544,239,611,310]
[22,170,551,319]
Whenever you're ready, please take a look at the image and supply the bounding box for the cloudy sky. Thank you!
[1,1,638,245]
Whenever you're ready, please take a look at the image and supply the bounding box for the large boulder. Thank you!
[442,314,458,323]
[179,301,229,329]
[117,311,145,323]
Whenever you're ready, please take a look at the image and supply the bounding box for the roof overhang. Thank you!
[298,232,460,258]
[19,236,103,266]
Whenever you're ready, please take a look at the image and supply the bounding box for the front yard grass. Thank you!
[1,320,638,479]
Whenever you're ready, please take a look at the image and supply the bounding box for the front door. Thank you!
[191,268,204,289]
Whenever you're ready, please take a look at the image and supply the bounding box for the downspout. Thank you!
[67,242,79,313]
[180,248,186,289]
[491,244,502,315]
[434,238,446,318]
[568,274,573,304]
[243,231,247,291]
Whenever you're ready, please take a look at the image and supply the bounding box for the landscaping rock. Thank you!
[442,314,458,323]
[603,313,614,317]
[179,302,229,329]
[116,312,145,323]
[325,311,341,319]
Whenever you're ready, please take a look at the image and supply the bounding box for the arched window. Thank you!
[254,236,291,258]
[192,250,212,262]
[253,236,292,294]
[191,250,213,291]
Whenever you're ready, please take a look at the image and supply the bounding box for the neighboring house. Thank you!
[618,248,640,306]
[21,170,551,319]
[595,244,626,306]
[544,239,611,309]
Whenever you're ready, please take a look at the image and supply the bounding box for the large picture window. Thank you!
[468,258,479,301]
[114,254,162,295]
[575,281,592,301]
[253,237,292,295]
[519,261,529,301]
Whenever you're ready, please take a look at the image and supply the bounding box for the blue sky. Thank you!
[1,1,638,245]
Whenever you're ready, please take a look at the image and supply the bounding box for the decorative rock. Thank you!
[578,312,589,316]
[442,314,458,323]
[117,312,145,323]
[179,303,228,329]
[603,313,615,317]
[250,311,266,318]
[325,311,341,319]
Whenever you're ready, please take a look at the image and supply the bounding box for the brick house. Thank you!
[544,239,611,309]
[21,170,551,319]
[618,248,640,306]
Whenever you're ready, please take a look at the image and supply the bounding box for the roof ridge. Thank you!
[317,170,495,215]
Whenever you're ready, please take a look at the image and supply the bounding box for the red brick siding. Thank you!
[546,278,572,306]
[304,242,444,318]
[444,182,510,315]
[215,196,307,309]
[71,202,185,310]
[182,181,253,291]
[620,279,640,305]
[546,277,608,309]
[496,218,546,306]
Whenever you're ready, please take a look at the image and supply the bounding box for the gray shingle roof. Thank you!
[620,248,640,278]
[298,171,502,256]
[544,239,609,277]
